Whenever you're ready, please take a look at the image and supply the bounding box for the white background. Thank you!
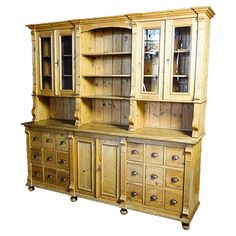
[0,0,235,235]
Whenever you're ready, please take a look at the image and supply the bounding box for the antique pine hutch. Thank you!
[22,7,214,229]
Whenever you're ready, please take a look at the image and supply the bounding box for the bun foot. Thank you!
[70,196,78,202]
[28,186,35,192]
[120,208,128,215]
[182,222,190,230]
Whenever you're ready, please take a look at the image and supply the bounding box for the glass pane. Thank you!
[61,36,72,90]
[143,29,160,93]
[41,37,52,89]
[172,27,190,93]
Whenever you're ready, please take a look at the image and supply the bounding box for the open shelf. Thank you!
[173,75,189,77]
[83,75,131,78]
[82,52,131,57]
[174,50,190,53]
[81,95,130,100]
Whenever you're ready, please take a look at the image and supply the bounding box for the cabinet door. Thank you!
[164,18,197,101]
[37,31,54,95]
[136,21,165,99]
[98,139,120,201]
[55,29,74,95]
[76,137,95,196]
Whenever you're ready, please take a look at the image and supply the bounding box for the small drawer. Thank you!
[43,133,55,149]
[30,131,42,148]
[127,142,144,162]
[57,170,69,188]
[31,149,42,165]
[32,165,43,181]
[146,144,164,165]
[145,165,163,187]
[165,190,183,212]
[44,168,56,185]
[43,149,56,167]
[56,151,69,170]
[126,183,143,204]
[145,186,163,208]
[56,134,69,151]
[166,168,184,190]
[166,147,185,168]
[127,162,143,183]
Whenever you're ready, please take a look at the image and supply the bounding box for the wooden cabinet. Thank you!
[23,7,214,230]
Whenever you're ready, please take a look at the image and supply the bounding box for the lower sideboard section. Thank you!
[24,126,202,229]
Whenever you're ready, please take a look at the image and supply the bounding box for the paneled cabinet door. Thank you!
[37,31,54,95]
[164,18,197,101]
[136,21,165,99]
[98,139,120,201]
[55,29,74,95]
[76,137,95,196]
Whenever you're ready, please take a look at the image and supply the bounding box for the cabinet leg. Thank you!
[28,186,35,192]
[181,222,190,230]
[70,196,78,202]
[120,208,128,215]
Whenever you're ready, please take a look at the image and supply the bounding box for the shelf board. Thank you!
[42,55,51,59]
[81,95,130,100]
[174,49,190,53]
[144,75,158,78]
[82,52,131,57]
[62,54,72,57]
[173,75,189,78]
[83,75,131,78]
[144,51,159,54]
[63,75,72,77]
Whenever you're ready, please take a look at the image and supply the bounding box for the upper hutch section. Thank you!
[27,7,214,138]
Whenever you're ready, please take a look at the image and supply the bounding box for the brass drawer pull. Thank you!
[60,177,67,182]
[150,174,158,180]
[170,199,177,206]
[46,138,52,143]
[46,156,53,161]
[131,149,138,155]
[60,141,66,145]
[34,172,40,176]
[47,174,53,179]
[172,155,179,161]
[151,152,158,158]
[171,177,178,183]
[33,137,39,142]
[33,155,39,159]
[58,159,66,164]
[150,195,157,201]
[131,170,138,176]
[131,191,137,198]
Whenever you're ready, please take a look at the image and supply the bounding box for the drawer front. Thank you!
[32,165,43,181]
[31,149,42,165]
[145,165,163,187]
[127,142,144,162]
[127,183,143,204]
[127,162,143,183]
[56,134,69,151]
[56,170,69,188]
[165,190,183,212]
[43,149,56,167]
[44,168,56,185]
[145,186,163,208]
[30,131,42,148]
[146,144,164,165]
[166,168,184,190]
[43,133,55,149]
[166,147,185,168]
[56,151,69,170]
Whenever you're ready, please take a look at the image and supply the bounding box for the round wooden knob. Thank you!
[47,156,52,161]
[151,152,158,158]
[131,191,137,198]
[60,177,67,182]
[150,195,157,201]
[33,155,39,159]
[172,155,179,161]
[151,174,158,180]
[131,150,138,155]
[170,199,177,205]
[47,175,53,179]
[46,138,52,143]
[131,170,138,176]
[60,141,66,145]
[171,177,178,183]
[33,137,39,141]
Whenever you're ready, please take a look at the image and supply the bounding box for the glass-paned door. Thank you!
[61,35,73,90]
